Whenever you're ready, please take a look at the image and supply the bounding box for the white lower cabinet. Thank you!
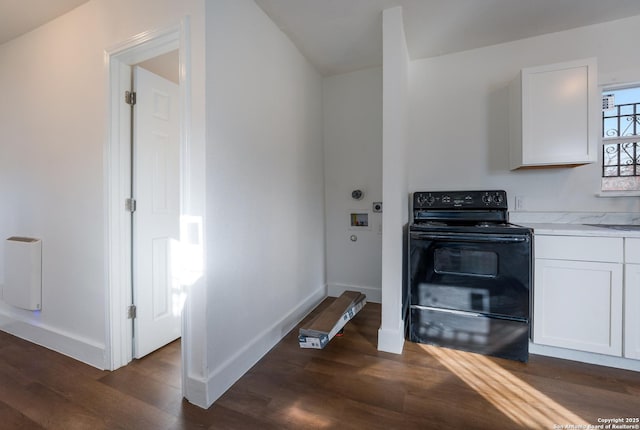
[624,239,640,360]
[533,235,624,356]
[534,259,623,355]
[624,264,640,359]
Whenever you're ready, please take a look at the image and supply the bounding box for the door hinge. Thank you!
[125,198,137,213]
[125,90,136,106]
[127,304,137,319]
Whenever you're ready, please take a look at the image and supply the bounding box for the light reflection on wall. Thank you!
[558,72,585,100]
[170,215,204,317]
[422,344,587,428]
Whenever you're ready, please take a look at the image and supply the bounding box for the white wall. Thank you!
[205,0,325,405]
[0,5,105,363]
[0,0,323,410]
[0,0,207,400]
[323,67,383,302]
[408,14,640,214]
[378,6,409,354]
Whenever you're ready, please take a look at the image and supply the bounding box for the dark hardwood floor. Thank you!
[1,299,639,429]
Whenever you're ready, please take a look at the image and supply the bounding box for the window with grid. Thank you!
[602,86,640,191]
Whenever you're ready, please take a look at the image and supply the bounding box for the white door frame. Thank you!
[105,18,191,378]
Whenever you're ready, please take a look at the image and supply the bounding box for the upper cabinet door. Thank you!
[509,58,599,170]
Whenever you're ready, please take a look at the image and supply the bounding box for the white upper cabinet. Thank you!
[509,58,599,170]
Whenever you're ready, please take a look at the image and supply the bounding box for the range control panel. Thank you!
[413,190,508,210]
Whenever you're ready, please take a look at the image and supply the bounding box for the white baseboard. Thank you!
[183,373,209,409]
[0,310,106,369]
[377,324,405,354]
[202,285,327,408]
[327,282,381,303]
[530,342,640,372]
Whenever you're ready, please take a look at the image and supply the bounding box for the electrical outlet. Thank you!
[514,195,525,211]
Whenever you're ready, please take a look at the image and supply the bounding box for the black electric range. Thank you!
[408,190,533,362]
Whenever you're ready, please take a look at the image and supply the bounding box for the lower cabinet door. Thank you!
[625,264,640,359]
[533,259,623,356]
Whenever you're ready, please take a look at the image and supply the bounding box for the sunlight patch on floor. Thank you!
[284,401,334,428]
[422,344,587,428]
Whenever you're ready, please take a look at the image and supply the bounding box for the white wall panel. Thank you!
[408,14,640,213]
[0,0,206,389]
[323,67,382,302]
[205,0,325,405]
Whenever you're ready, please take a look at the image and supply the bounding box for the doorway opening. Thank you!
[106,22,191,391]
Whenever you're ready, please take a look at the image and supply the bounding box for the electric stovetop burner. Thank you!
[410,190,530,234]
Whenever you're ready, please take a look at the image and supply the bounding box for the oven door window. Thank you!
[434,247,498,278]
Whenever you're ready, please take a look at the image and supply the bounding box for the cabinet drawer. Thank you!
[535,235,622,262]
[625,238,640,264]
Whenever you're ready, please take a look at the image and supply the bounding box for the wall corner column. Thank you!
[378,6,409,354]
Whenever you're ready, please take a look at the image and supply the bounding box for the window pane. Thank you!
[604,117,619,137]
[602,87,640,139]
[601,142,639,178]
[604,166,619,177]
[603,144,619,166]
[603,176,640,191]
[620,105,635,116]
[620,143,635,164]
[621,165,635,176]
[620,115,639,136]
[602,87,640,190]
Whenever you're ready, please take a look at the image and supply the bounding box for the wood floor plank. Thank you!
[195,403,281,430]
[99,367,184,416]
[220,374,348,428]
[0,365,119,430]
[0,399,46,430]
[1,299,639,429]
[127,343,182,390]
[0,335,179,429]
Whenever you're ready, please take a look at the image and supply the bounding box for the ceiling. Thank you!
[3,1,640,77]
[255,0,640,76]
[0,0,90,45]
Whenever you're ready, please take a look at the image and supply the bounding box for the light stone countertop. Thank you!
[508,212,640,238]
[519,222,640,238]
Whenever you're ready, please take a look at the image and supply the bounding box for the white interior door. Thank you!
[133,66,181,359]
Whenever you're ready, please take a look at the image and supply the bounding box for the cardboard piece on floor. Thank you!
[298,291,366,349]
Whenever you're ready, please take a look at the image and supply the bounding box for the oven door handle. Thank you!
[410,232,528,243]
